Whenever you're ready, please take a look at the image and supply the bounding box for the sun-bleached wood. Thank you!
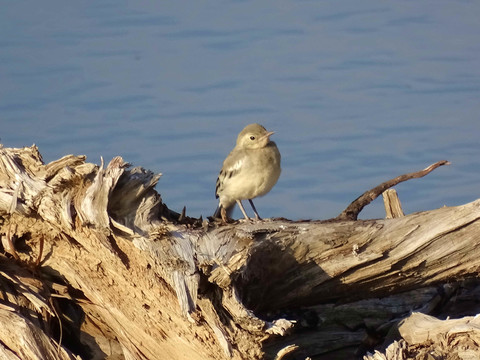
[0,145,477,359]
[383,189,404,219]
[364,312,480,360]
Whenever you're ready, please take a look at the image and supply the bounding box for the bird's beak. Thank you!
[263,131,275,140]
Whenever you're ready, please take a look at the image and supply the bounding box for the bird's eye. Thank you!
[250,136,255,140]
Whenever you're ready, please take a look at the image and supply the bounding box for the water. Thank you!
[1,1,479,220]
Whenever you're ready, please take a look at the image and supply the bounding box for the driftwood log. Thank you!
[0,145,479,360]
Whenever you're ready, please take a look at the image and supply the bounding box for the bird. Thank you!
[214,123,281,222]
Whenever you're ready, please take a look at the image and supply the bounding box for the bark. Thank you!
[0,144,478,360]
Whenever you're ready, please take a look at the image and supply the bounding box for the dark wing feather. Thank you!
[215,150,245,198]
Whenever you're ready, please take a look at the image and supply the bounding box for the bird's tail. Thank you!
[213,203,236,219]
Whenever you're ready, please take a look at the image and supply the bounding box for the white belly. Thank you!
[220,146,281,202]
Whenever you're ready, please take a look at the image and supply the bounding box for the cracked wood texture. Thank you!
[0,144,479,360]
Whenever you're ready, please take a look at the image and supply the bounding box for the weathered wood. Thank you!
[383,189,404,219]
[364,312,480,360]
[337,160,449,221]
[399,312,480,345]
[0,145,477,359]
[0,309,78,360]
[0,253,77,359]
[206,201,480,312]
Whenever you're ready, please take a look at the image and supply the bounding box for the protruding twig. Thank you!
[336,160,450,221]
[35,235,44,267]
[178,206,186,222]
[274,344,299,360]
[383,189,405,219]
[6,223,20,261]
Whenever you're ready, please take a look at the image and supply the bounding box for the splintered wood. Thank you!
[364,312,480,360]
[0,145,478,360]
[383,189,405,219]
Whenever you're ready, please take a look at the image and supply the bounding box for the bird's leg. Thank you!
[248,199,262,220]
[220,207,229,223]
[236,200,250,220]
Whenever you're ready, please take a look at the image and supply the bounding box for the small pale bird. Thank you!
[214,123,281,222]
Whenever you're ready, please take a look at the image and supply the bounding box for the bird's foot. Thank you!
[240,216,262,224]
[220,207,235,223]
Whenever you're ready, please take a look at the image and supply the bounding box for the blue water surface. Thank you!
[1,1,479,220]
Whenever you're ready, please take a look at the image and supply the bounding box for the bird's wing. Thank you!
[215,149,245,198]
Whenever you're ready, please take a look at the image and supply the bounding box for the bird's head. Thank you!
[236,123,274,150]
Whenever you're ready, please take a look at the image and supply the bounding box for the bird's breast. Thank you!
[217,144,281,203]
[239,147,281,199]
